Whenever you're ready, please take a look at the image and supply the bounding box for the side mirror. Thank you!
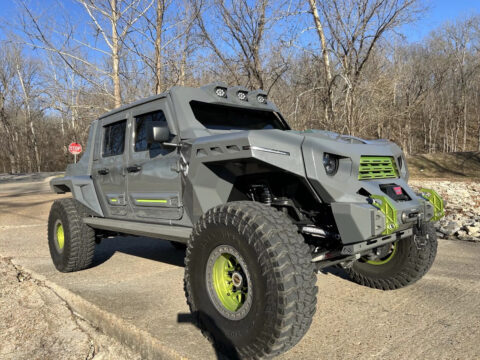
[147,124,170,145]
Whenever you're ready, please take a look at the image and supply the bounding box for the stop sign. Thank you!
[68,142,82,155]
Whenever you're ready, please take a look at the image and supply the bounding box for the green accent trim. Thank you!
[56,223,65,250]
[365,242,397,265]
[370,195,399,235]
[110,198,118,202]
[420,188,445,221]
[136,199,168,204]
[359,156,398,180]
[212,253,246,312]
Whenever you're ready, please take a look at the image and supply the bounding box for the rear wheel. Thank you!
[184,201,317,358]
[344,223,437,290]
[48,198,96,272]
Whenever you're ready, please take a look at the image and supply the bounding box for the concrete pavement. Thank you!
[1,180,479,359]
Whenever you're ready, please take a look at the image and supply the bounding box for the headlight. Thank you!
[323,153,339,175]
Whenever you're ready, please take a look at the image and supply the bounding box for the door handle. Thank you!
[97,168,109,175]
[126,165,142,173]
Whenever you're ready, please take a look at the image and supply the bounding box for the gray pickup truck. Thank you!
[48,83,444,359]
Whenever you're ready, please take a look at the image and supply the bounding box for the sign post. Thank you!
[68,143,82,163]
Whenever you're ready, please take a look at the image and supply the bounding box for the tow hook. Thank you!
[413,217,428,249]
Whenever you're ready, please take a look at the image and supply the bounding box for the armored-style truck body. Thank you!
[48,83,443,358]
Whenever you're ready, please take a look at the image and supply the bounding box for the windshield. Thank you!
[190,100,289,131]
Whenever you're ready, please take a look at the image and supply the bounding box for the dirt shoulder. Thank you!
[0,257,141,360]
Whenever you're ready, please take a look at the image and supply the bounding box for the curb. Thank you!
[10,258,185,360]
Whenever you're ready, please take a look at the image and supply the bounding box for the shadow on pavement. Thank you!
[92,236,186,268]
[178,312,240,360]
[319,265,351,281]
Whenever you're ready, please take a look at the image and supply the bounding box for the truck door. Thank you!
[125,106,183,221]
[91,114,129,219]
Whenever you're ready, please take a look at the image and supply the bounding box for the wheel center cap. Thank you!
[231,271,243,287]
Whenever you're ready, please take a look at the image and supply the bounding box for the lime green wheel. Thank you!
[54,220,65,252]
[206,245,252,319]
[363,242,397,265]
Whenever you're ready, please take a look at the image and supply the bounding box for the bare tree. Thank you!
[307,0,423,134]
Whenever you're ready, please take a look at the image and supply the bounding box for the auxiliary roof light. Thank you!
[237,91,248,101]
[215,87,227,98]
[257,94,267,104]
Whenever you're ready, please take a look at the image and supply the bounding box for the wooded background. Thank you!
[1,0,479,173]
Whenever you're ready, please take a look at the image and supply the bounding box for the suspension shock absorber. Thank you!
[249,184,272,205]
[260,185,272,205]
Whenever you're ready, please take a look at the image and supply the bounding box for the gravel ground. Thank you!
[0,257,141,360]
[410,179,480,242]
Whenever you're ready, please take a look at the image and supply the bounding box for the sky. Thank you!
[402,0,480,41]
[1,0,480,44]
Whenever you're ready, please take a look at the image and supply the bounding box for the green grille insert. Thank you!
[359,156,398,180]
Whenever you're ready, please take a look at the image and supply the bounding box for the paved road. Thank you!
[1,180,479,359]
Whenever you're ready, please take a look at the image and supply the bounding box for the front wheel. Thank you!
[344,222,437,290]
[184,202,317,358]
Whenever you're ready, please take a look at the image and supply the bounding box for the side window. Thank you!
[103,120,127,157]
[134,110,168,152]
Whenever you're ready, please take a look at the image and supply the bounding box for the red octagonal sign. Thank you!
[68,142,82,155]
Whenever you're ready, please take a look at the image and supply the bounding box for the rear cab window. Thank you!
[103,120,127,157]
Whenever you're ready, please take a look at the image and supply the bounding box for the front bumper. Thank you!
[331,188,443,244]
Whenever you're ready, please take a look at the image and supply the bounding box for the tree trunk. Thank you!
[463,93,467,151]
[308,0,334,123]
[16,63,41,172]
[155,0,165,94]
[111,0,121,107]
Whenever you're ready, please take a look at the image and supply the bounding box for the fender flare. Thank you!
[50,176,104,217]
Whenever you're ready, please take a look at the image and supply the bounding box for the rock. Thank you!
[466,225,480,236]
[410,179,480,242]
[440,221,461,236]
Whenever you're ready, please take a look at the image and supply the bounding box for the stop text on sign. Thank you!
[68,143,82,155]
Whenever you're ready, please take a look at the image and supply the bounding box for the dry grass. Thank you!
[407,151,480,179]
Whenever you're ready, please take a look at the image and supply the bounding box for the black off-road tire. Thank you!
[184,201,317,359]
[48,198,96,272]
[345,223,437,290]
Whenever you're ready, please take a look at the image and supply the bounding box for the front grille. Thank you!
[358,156,398,180]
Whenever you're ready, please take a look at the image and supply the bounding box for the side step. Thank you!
[83,217,192,243]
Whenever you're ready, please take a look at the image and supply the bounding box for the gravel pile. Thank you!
[410,180,480,242]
